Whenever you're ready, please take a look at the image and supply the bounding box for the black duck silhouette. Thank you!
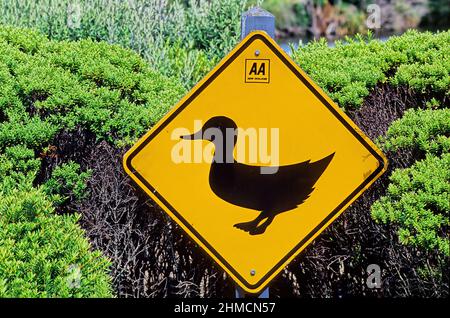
[181,116,334,235]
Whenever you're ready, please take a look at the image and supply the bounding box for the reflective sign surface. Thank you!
[123,31,388,294]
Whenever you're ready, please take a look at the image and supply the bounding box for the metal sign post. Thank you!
[241,7,275,40]
[236,286,269,298]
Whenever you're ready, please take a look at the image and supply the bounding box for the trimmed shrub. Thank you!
[0,187,112,297]
[0,25,185,297]
[373,107,449,258]
[371,153,449,257]
[44,162,91,206]
[292,34,390,108]
[0,25,185,148]
[380,108,450,156]
[389,31,450,93]
[292,30,450,109]
[0,145,40,191]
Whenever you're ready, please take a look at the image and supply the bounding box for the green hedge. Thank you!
[0,145,111,297]
[292,30,450,109]
[0,25,184,147]
[372,108,450,258]
[293,31,449,261]
[0,25,185,297]
[371,153,449,256]
[380,108,450,156]
[0,186,112,297]
[44,162,92,207]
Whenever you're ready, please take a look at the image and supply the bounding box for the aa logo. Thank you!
[245,59,270,83]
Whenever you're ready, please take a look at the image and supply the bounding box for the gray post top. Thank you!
[241,6,275,40]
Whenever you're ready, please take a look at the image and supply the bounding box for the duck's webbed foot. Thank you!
[234,220,257,233]
[234,214,274,236]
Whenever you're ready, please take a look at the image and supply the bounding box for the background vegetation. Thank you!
[292,30,449,108]
[255,0,449,39]
[0,25,182,297]
[0,0,448,298]
[0,0,247,89]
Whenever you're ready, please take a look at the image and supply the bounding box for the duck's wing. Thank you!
[234,153,334,185]
[233,159,311,185]
[208,153,335,211]
[230,153,335,210]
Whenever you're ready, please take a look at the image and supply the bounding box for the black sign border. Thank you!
[125,33,386,291]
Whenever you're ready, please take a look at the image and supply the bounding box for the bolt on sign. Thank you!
[123,31,388,294]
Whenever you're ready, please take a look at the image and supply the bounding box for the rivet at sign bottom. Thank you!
[255,50,260,56]
[250,269,256,276]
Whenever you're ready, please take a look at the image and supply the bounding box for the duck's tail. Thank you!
[311,152,335,179]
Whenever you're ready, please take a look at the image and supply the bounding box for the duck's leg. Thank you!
[249,215,275,235]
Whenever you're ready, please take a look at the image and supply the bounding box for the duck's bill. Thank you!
[180,130,202,140]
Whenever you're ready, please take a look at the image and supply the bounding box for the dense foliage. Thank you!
[372,108,450,258]
[0,0,247,89]
[292,30,450,109]
[381,108,450,156]
[0,26,184,146]
[43,162,91,207]
[0,25,184,297]
[0,143,111,297]
[0,187,112,297]
[372,153,449,256]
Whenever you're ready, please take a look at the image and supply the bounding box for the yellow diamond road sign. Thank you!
[123,31,388,294]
